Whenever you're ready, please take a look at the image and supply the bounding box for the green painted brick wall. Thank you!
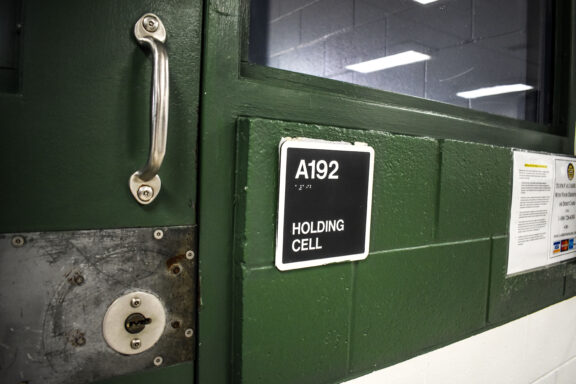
[233,117,572,384]
[437,140,512,241]
[349,240,490,374]
[565,260,576,296]
[489,236,566,324]
[368,134,438,249]
[239,264,352,384]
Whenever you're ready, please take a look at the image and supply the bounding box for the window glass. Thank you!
[0,0,22,93]
[249,0,554,123]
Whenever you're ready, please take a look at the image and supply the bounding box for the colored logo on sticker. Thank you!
[568,163,575,180]
[554,241,561,253]
[570,239,574,250]
[562,239,569,252]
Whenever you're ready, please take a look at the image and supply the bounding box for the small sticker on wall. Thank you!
[275,138,374,271]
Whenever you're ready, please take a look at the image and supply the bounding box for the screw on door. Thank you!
[130,297,141,308]
[130,338,142,350]
[142,15,159,32]
[137,185,154,202]
[11,235,25,247]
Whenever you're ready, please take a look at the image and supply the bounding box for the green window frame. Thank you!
[239,0,576,153]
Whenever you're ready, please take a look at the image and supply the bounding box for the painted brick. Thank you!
[354,0,408,27]
[258,0,541,122]
[437,140,512,241]
[327,72,356,83]
[278,41,325,77]
[278,0,316,16]
[267,55,281,68]
[471,92,527,121]
[524,299,576,383]
[301,0,353,43]
[473,0,527,39]
[269,12,301,55]
[355,62,426,98]
[426,43,528,111]
[353,38,427,97]
[325,19,387,77]
[556,357,576,384]
[387,0,472,52]
[238,264,352,384]
[236,118,438,268]
[235,119,279,268]
[564,261,576,297]
[368,133,438,250]
[269,0,282,19]
[349,240,491,373]
[353,0,387,27]
[488,237,566,324]
[474,31,529,62]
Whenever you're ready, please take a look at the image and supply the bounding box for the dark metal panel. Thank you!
[0,226,197,384]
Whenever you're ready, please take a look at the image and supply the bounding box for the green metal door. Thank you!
[1,0,202,383]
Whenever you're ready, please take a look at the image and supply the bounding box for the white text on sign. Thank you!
[295,160,339,180]
[291,219,345,252]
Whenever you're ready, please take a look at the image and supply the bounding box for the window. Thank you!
[0,0,22,93]
[249,0,555,123]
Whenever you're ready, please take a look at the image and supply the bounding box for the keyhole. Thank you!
[124,313,152,334]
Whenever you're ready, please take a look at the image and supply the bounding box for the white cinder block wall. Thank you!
[265,0,535,120]
[343,297,576,384]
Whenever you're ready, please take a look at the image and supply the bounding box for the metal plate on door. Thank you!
[0,226,197,384]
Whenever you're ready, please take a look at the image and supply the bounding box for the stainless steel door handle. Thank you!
[129,13,169,205]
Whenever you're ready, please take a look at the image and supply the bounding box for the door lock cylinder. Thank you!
[102,291,166,355]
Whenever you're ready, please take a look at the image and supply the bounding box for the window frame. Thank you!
[239,0,576,151]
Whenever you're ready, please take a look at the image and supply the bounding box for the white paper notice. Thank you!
[508,151,576,274]
[550,159,576,261]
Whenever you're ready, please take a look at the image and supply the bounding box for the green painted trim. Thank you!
[197,0,242,382]
[235,75,568,153]
[241,63,557,136]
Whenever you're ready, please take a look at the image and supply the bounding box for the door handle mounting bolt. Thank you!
[143,16,159,32]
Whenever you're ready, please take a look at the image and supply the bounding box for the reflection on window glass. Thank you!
[0,0,22,93]
[249,0,554,123]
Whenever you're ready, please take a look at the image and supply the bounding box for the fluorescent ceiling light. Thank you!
[413,0,439,4]
[346,51,431,73]
[457,84,533,99]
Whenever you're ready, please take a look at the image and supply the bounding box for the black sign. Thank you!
[276,139,374,270]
